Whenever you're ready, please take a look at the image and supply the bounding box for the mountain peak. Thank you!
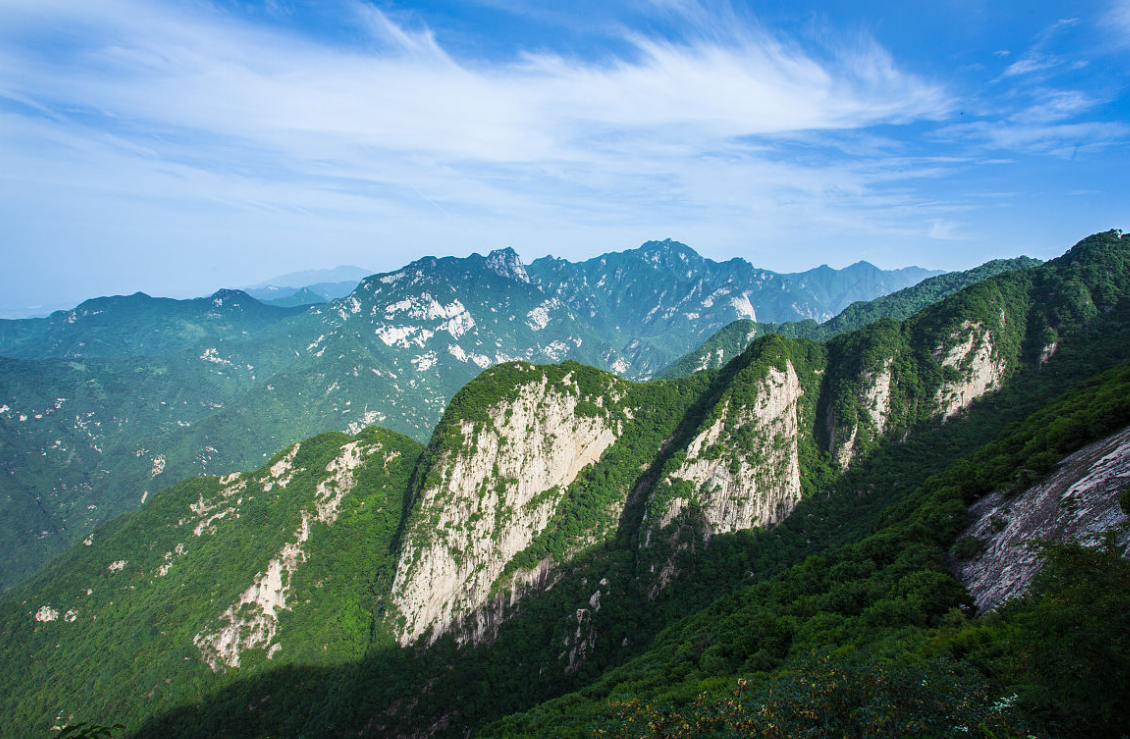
[207,288,255,307]
[634,239,703,269]
[638,239,696,255]
[485,247,530,283]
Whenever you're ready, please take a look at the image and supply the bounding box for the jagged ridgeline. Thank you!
[1,232,1129,738]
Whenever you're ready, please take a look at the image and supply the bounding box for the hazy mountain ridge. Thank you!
[2,232,1128,737]
[0,289,307,360]
[527,239,941,379]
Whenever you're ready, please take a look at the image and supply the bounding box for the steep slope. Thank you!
[0,289,306,360]
[0,426,421,735]
[640,336,824,579]
[292,248,627,440]
[811,256,1041,339]
[0,249,623,588]
[485,360,1130,739]
[390,362,634,646]
[955,424,1130,612]
[0,241,944,589]
[0,335,308,590]
[658,319,761,378]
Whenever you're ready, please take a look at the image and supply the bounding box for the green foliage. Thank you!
[483,350,1130,739]
[586,655,1030,739]
[0,426,422,737]
[57,722,127,739]
[811,256,1042,340]
[951,535,985,560]
[994,541,1130,738]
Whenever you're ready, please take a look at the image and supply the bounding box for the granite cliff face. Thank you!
[390,365,628,646]
[658,362,803,535]
[826,358,894,468]
[956,424,1130,613]
[934,320,1006,422]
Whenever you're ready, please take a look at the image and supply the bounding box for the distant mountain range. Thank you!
[0,241,960,590]
[243,264,374,290]
[241,264,374,307]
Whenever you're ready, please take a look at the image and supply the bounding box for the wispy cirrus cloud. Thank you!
[0,0,962,300]
[1107,0,1130,39]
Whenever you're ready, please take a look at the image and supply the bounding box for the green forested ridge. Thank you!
[484,361,1130,739]
[0,289,308,360]
[2,232,1128,738]
[0,426,422,734]
[661,255,1041,379]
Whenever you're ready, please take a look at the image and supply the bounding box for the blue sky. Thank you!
[2,0,1129,316]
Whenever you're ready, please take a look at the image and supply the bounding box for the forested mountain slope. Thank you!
[2,232,1129,738]
[0,289,307,360]
[0,427,422,733]
[0,243,940,589]
[661,255,1041,379]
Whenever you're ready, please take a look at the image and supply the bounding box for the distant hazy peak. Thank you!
[485,247,530,283]
[208,288,255,303]
[633,239,703,265]
[636,238,695,254]
[246,265,373,290]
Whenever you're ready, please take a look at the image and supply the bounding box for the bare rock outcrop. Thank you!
[193,440,378,671]
[955,425,1130,613]
[827,358,893,468]
[390,371,622,646]
[935,321,1005,421]
[657,361,804,535]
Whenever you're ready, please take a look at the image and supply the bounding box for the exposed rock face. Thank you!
[485,247,531,284]
[935,322,1005,420]
[827,359,893,468]
[193,440,377,671]
[390,372,622,646]
[662,362,804,534]
[465,558,563,646]
[955,425,1130,613]
[862,361,893,434]
[559,607,597,675]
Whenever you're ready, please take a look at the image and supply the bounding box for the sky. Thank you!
[2,0,1130,316]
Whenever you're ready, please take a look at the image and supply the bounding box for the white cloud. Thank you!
[1108,0,1130,37]
[0,0,947,160]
